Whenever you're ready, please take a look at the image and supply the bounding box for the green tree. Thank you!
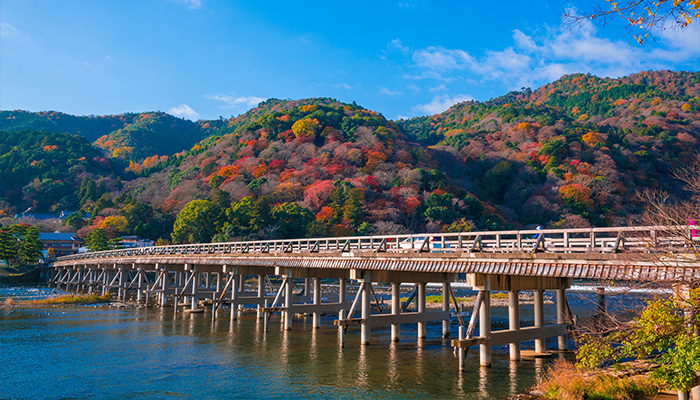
[577,288,700,396]
[482,161,513,202]
[343,188,364,229]
[271,202,313,239]
[86,228,109,252]
[0,225,43,265]
[64,210,86,229]
[18,226,42,264]
[424,192,458,224]
[225,196,271,238]
[0,227,16,265]
[171,199,218,244]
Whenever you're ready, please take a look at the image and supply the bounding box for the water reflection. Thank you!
[535,357,545,382]
[356,344,369,390]
[309,328,318,362]
[415,340,425,387]
[387,343,399,388]
[478,366,488,398]
[0,290,590,400]
[510,361,518,396]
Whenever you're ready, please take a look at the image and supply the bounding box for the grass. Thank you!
[27,294,111,305]
[537,360,658,400]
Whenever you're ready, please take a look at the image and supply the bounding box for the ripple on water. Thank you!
[1,290,634,399]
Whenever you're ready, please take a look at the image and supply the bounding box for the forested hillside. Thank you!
[397,70,700,227]
[0,110,211,161]
[1,70,698,244]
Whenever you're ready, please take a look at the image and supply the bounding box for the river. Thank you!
[0,286,648,399]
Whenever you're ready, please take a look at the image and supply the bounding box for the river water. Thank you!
[0,286,649,399]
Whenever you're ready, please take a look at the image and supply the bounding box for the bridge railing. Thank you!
[55,225,698,263]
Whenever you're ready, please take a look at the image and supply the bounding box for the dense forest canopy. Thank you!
[1,70,698,244]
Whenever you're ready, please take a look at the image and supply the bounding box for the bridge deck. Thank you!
[54,225,699,282]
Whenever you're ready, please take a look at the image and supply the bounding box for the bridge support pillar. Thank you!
[284,271,293,331]
[534,290,545,353]
[508,290,521,361]
[257,275,265,319]
[361,273,371,345]
[137,265,143,303]
[191,266,199,311]
[102,269,108,296]
[230,272,238,321]
[237,274,244,311]
[442,282,450,338]
[117,268,124,301]
[339,278,347,329]
[161,265,168,307]
[391,282,400,342]
[691,385,700,400]
[313,278,321,329]
[479,289,491,367]
[417,282,426,339]
[557,288,568,351]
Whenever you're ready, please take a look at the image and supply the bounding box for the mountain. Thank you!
[0,110,212,161]
[396,70,700,227]
[1,70,698,242]
[0,130,116,213]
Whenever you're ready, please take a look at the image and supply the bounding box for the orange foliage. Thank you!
[126,160,143,174]
[517,122,531,131]
[582,132,604,147]
[316,206,333,221]
[253,164,269,179]
[559,184,594,210]
[42,145,58,151]
[216,165,240,179]
[111,146,133,159]
[292,118,320,142]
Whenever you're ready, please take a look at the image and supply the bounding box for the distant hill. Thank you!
[0,130,115,213]
[1,70,698,241]
[396,70,700,227]
[0,110,211,161]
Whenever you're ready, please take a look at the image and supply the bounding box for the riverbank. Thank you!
[0,264,43,285]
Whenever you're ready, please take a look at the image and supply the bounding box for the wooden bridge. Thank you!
[51,225,699,370]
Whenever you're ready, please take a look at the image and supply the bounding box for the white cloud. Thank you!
[168,104,199,120]
[392,15,699,97]
[172,0,202,9]
[334,83,352,90]
[1,23,18,37]
[429,84,447,92]
[413,94,473,115]
[513,29,538,52]
[380,87,401,96]
[206,94,266,115]
[412,46,473,70]
[388,38,410,54]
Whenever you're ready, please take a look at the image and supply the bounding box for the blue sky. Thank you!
[1,1,698,121]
